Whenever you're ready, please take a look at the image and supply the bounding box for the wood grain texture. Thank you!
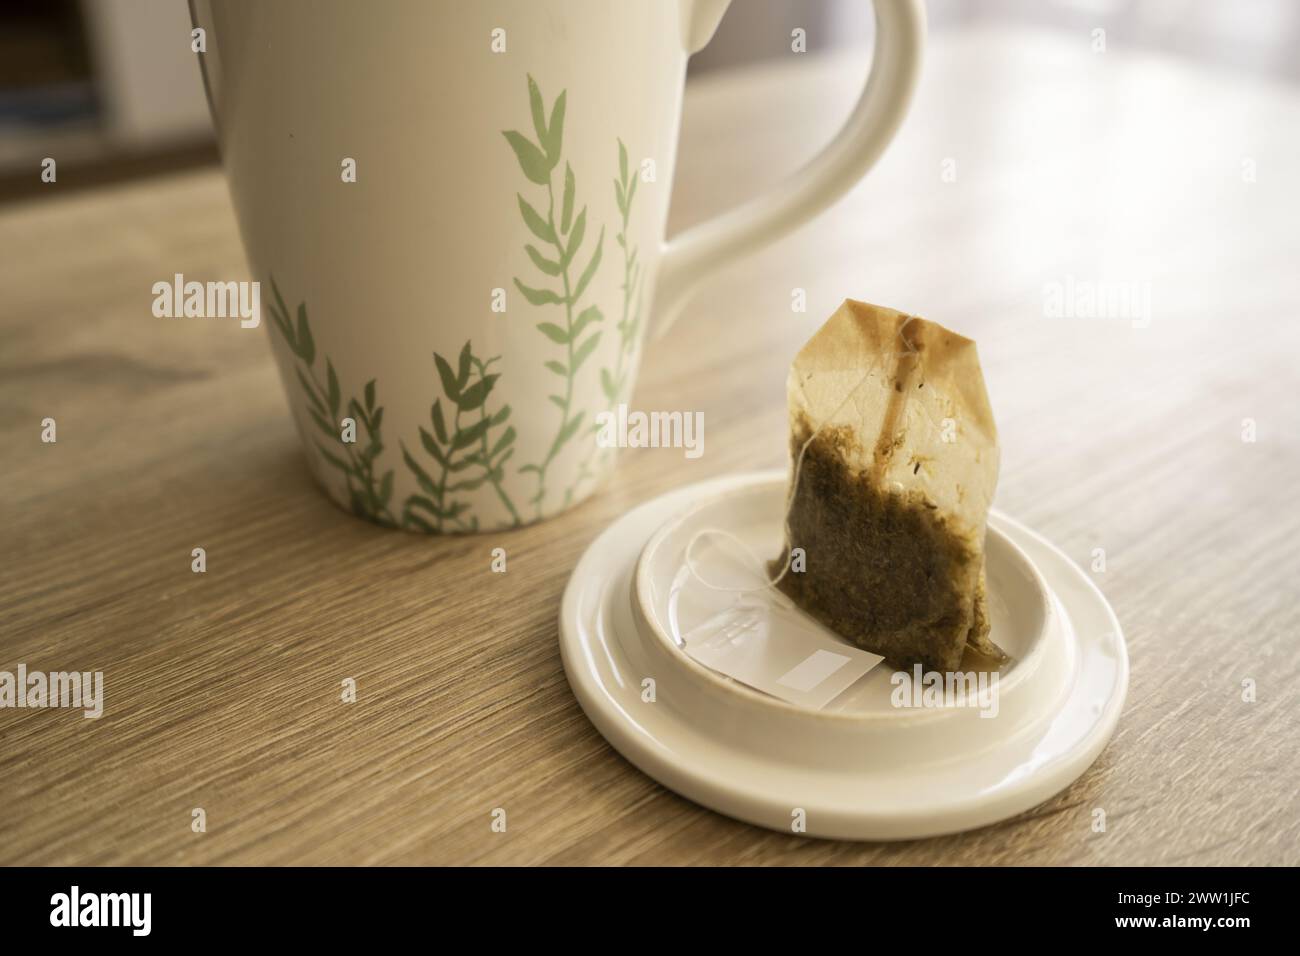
[1,26,1297,865]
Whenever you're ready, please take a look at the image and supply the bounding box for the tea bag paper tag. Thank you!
[681,597,884,710]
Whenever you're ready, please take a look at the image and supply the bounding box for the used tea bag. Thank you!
[771,300,1003,672]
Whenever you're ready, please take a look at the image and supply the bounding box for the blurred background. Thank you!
[2,0,1298,203]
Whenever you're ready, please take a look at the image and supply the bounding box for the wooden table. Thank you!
[2,26,1297,865]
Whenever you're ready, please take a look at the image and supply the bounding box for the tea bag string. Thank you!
[683,364,878,595]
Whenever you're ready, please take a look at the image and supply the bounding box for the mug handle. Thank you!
[652,0,926,338]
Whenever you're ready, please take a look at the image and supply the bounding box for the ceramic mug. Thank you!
[191,0,924,531]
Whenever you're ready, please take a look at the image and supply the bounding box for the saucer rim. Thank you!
[559,471,1129,840]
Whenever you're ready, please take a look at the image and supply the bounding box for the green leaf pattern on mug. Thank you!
[573,137,644,492]
[399,342,520,532]
[262,74,626,532]
[572,136,647,484]
[267,278,397,527]
[606,137,644,407]
[505,75,606,518]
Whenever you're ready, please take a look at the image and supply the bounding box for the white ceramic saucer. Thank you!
[558,472,1127,841]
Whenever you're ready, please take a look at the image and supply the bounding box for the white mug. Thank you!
[191,0,924,530]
